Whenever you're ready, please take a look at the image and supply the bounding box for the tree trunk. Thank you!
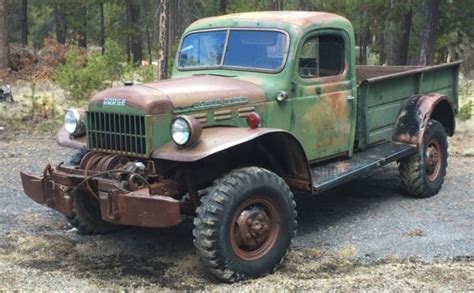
[168,0,178,56]
[268,0,283,10]
[126,39,131,63]
[385,0,400,65]
[20,0,28,46]
[146,25,152,63]
[379,33,386,65]
[126,1,142,65]
[0,0,8,69]
[358,27,370,65]
[78,5,87,48]
[400,9,412,65]
[386,0,412,65]
[415,0,440,65]
[157,0,169,80]
[99,1,105,54]
[55,4,66,45]
[219,0,226,14]
[297,0,309,10]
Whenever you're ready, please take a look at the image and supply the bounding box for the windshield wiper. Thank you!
[193,73,237,78]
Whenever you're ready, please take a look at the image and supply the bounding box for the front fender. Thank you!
[393,93,455,146]
[153,127,290,162]
[56,127,87,149]
[152,127,313,191]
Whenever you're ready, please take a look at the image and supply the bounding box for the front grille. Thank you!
[86,111,147,156]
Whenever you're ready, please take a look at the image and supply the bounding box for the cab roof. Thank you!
[186,11,352,33]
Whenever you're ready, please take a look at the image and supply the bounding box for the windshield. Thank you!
[178,30,288,71]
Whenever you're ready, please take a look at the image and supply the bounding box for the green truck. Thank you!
[21,11,460,282]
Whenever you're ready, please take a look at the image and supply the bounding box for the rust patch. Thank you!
[98,189,180,228]
[90,84,173,115]
[191,11,350,29]
[393,93,455,146]
[324,92,348,119]
[90,75,265,115]
[145,75,265,110]
[152,127,282,162]
[20,154,182,228]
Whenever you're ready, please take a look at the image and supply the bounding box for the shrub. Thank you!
[55,40,161,100]
[55,46,101,100]
[122,62,156,83]
[458,101,472,121]
[55,40,126,101]
[102,39,127,80]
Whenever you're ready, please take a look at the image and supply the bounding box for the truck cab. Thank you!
[20,11,459,282]
[172,11,357,161]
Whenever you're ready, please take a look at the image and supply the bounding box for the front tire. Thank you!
[193,167,296,282]
[67,190,123,235]
[399,120,448,198]
[66,150,123,235]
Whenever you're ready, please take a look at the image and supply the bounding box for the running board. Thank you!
[311,142,417,194]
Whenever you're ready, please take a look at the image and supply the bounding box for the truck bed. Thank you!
[355,61,461,149]
[356,65,423,85]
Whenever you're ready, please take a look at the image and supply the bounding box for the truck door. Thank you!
[290,30,356,161]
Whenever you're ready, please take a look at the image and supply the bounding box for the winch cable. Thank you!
[69,169,150,198]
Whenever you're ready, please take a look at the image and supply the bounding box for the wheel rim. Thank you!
[229,196,281,261]
[426,139,442,181]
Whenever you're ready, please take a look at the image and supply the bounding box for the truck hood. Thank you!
[89,75,266,114]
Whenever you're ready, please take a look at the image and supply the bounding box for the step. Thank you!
[311,142,417,194]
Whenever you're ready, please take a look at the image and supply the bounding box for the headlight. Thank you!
[170,115,202,147]
[64,109,85,136]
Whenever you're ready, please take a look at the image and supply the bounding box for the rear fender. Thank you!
[152,127,313,191]
[393,93,455,147]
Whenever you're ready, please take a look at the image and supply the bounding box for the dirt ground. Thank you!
[0,121,473,291]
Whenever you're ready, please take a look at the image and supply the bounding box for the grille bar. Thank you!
[87,111,147,156]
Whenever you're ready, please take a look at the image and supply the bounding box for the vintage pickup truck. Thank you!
[21,11,460,282]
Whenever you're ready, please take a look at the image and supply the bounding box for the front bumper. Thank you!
[20,165,181,228]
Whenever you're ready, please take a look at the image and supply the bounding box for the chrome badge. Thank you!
[103,98,127,106]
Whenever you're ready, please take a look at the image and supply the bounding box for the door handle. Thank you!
[347,95,355,101]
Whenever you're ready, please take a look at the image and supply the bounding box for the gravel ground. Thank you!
[0,121,473,291]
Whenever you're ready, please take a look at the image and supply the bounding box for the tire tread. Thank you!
[193,167,296,282]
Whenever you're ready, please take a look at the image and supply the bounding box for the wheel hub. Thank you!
[229,196,281,260]
[236,208,271,249]
[426,140,441,181]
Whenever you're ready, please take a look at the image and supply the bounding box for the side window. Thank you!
[299,35,344,78]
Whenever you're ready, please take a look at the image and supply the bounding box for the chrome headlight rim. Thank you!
[170,115,202,147]
[64,108,85,137]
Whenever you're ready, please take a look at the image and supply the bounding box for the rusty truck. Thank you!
[21,11,460,282]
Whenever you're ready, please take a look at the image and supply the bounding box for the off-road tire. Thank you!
[66,150,123,235]
[193,167,297,282]
[67,149,88,166]
[67,190,123,235]
[399,120,448,198]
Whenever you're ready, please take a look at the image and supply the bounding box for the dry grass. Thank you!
[1,233,472,291]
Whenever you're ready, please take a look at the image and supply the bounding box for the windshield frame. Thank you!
[176,28,291,73]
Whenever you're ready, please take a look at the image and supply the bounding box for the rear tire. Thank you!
[193,167,296,282]
[399,120,448,198]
